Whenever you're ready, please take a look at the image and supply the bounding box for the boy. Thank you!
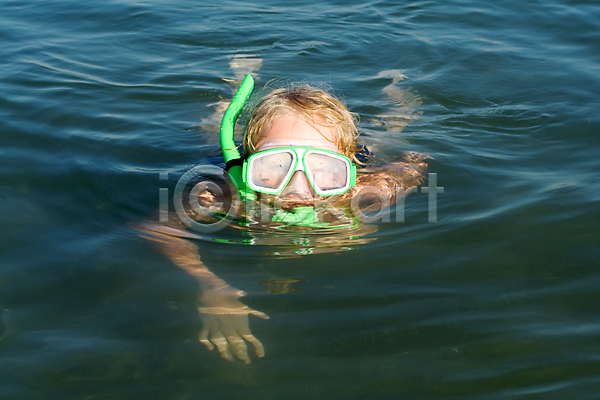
[137,76,428,363]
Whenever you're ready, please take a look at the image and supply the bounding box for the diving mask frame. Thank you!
[243,146,357,197]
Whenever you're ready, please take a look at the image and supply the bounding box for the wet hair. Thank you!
[243,83,360,163]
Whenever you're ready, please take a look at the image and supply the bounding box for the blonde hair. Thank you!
[243,83,360,163]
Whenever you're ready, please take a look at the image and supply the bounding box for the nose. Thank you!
[280,171,315,199]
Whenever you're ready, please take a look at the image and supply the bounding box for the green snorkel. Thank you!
[220,74,354,229]
[220,74,255,201]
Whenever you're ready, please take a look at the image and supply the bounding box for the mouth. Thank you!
[279,194,316,209]
[258,192,320,210]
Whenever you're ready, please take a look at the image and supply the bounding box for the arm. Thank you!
[134,223,268,364]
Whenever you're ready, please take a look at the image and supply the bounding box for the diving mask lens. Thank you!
[304,151,350,192]
[249,150,295,191]
[244,147,355,196]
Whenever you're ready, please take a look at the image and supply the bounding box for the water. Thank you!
[1,0,600,398]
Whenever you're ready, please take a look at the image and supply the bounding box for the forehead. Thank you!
[255,114,338,151]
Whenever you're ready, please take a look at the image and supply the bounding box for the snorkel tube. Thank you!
[220,74,255,200]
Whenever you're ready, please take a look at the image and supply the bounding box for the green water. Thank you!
[1,0,599,398]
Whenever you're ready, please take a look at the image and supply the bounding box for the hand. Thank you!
[132,222,269,363]
[198,286,269,364]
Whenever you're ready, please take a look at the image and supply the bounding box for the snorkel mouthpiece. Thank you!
[272,206,328,228]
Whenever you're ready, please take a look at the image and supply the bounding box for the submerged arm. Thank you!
[134,223,268,364]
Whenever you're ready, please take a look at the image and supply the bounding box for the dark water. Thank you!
[2,0,600,398]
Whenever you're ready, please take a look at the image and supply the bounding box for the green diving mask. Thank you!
[242,146,357,197]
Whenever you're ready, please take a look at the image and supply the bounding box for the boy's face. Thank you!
[254,114,340,204]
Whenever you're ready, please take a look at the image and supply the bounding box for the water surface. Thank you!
[1,0,600,398]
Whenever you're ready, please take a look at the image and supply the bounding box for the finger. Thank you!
[221,319,252,364]
[227,336,251,364]
[199,315,216,351]
[198,327,214,351]
[249,309,270,320]
[235,318,266,358]
[210,334,235,362]
[242,334,266,358]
